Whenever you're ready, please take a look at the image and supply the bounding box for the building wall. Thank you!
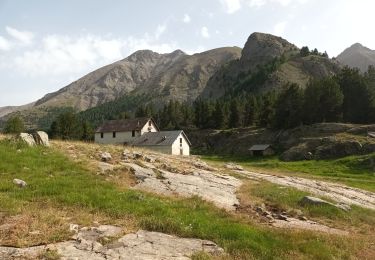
[140,120,158,135]
[171,133,190,156]
[95,130,141,144]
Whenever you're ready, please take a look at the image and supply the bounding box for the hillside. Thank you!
[201,33,340,99]
[0,136,374,259]
[337,43,375,72]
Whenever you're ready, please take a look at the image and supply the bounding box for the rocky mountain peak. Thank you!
[337,43,375,72]
[126,49,161,62]
[240,32,298,70]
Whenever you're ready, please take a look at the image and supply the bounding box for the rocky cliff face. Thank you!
[337,43,375,72]
[201,32,340,99]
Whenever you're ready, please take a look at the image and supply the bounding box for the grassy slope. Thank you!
[0,140,372,259]
[202,154,375,192]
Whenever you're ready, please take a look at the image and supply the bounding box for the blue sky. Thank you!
[0,0,374,106]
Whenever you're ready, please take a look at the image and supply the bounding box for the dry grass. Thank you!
[0,202,137,247]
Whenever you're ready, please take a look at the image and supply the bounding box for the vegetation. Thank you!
[203,154,375,192]
[45,64,375,141]
[4,116,25,134]
[0,139,370,259]
[239,181,375,230]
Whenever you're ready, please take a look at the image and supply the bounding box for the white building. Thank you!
[95,117,191,155]
[132,130,191,156]
[95,117,159,145]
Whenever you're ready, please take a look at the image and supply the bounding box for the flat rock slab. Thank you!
[236,170,375,210]
[124,163,242,210]
[0,228,223,260]
[272,218,348,235]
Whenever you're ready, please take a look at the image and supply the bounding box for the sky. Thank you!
[0,0,374,107]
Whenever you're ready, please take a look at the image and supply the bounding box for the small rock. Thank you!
[132,151,143,159]
[69,224,79,233]
[276,214,288,221]
[99,162,114,172]
[101,152,112,162]
[224,163,244,171]
[13,179,27,188]
[144,155,156,163]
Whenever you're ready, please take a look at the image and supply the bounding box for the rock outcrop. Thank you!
[0,226,224,260]
[18,131,49,147]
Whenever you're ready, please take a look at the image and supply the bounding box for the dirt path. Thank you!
[235,169,375,210]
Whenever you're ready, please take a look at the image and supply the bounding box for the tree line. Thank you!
[3,66,375,139]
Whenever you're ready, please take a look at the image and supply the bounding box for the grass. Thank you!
[0,139,372,259]
[238,181,375,233]
[202,154,375,192]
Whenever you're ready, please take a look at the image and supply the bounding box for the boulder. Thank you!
[33,131,49,146]
[13,178,27,188]
[18,133,36,146]
[101,152,112,162]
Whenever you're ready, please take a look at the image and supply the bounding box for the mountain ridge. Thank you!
[337,43,375,72]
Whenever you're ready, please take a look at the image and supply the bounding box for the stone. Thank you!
[101,152,112,162]
[69,224,79,233]
[132,151,143,159]
[99,162,114,173]
[18,133,36,146]
[143,155,156,163]
[13,178,27,188]
[224,163,244,171]
[124,163,242,211]
[33,131,50,146]
[299,196,331,206]
[0,228,224,260]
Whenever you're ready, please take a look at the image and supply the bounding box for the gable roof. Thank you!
[132,130,191,147]
[249,144,271,151]
[95,117,159,133]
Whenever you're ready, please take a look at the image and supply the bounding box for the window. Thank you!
[132,130,135,137]
[100,133,104,138]
[180,138,182,144]
[148,120,152,126]
[113,132,116,138]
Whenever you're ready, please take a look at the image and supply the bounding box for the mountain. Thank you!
[0,32,341,129]
[201,32,340,99]
[0,47,241,128]
[337,43,375,72]
[32,47,242,111]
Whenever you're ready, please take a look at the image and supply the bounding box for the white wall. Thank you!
[95,131,141,144]
[171,133,190,156]
[140,120,158,135]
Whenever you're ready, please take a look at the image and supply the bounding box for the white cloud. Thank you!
[201,27,210,39]
[274,21,287,36]
[6,26,34,45]
[11,33,179,77]
[246,0,309,8]
[220,0,242,14]
[0,36,11,51]
[155,24,167,39]
[183,14,191,23]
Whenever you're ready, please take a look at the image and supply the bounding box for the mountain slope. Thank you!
[201,32,340,99]
[337,43,375,72]
[33,47,242,111]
